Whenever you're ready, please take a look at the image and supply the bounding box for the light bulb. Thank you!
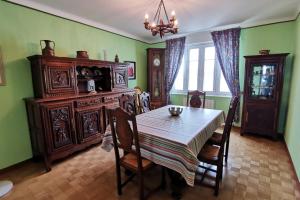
[174,20,178,26]
[171,10,176,16]
[152,22,156,27]
[145,14,149,22]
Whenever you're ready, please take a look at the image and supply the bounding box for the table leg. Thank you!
[167,169,187,200]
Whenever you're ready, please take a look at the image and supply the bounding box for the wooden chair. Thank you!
[186,90,206,108]
[139,92,151,113]
[196,96,239,196]
[119,94,138,115]
[134,86,142,114]
[207,97,238,163]
[108,107,165,200]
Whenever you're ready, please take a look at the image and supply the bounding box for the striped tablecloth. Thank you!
[102,105,224,186]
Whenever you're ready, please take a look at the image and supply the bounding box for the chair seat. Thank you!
[207,132,223,145]
[198,144,220,162]
[120,153,153,171]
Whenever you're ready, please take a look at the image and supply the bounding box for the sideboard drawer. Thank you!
[103,95,120,104]
[75,97,103,108]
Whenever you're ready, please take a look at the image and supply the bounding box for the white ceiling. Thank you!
[8,0,300,43]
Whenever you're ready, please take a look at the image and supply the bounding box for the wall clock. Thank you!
[153,58,160,66]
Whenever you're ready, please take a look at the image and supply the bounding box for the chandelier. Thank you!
[144,0,178,38]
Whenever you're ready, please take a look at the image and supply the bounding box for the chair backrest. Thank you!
[134,86,142,95]
[139,92,151,113]
[119,94,138,115]
[187,90,206,108]
[108,107,143,168]
[134,86,142,114]
[221,96,239,148]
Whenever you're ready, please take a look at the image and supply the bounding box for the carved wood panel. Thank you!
[244,104,276,135]
[42,102,75,152]
[76,108,103,143]
[113,65,128,88]
[44,61,76,96]
[75,97,103,108]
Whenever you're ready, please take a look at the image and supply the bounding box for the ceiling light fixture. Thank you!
[144,0,178,38]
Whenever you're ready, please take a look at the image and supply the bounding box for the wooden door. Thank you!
[75,107,103,143]
[41,102,76,153]
[43,61,77,96]
[243,104,277,136]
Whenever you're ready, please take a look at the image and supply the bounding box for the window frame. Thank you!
[171,42,231,97]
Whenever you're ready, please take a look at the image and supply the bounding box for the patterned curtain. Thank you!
[211,28,241,122]
[165,37,186,104]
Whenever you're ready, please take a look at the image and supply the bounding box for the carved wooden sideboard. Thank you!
[25,55,133,171]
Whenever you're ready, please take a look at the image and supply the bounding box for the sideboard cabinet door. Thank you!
[43,61,77,97]
[75,108,103,143]
[41,102,76,154]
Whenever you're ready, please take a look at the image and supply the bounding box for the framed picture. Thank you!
[125,61,136,80]
[0,47,6,86]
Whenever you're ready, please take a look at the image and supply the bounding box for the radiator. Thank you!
[205,99,215,109]
[183,97,215,109]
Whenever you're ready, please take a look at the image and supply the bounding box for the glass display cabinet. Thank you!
[241,53,289,139]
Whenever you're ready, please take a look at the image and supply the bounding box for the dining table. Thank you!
[102,105,225,187]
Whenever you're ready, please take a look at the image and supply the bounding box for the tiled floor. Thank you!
[1,129,299,200]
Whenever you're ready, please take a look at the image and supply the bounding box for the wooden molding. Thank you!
[284,141,300,186]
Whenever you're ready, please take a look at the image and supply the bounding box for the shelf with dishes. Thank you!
[76,66,112,94]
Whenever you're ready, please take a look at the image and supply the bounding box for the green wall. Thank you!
[0,1,149,169]
[285,15,300,180]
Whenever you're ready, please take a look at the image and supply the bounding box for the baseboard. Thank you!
[0,158,33,174]
[283,141,300,186]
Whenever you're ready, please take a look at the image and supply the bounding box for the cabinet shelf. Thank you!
[251,86,274,89]
[77,77,104,82]
[252,73,275,77]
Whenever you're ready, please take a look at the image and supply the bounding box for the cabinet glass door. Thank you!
[249,64,276,100]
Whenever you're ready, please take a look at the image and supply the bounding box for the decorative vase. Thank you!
[0,180,13,197]
[40,40,55,56]
[259,49,270,55]
[115,54,119,62]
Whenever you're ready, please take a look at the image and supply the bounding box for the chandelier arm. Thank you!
[161,0,170,23]
[157,1,163,25]
[157,5,161,25]
[153,0,162,23]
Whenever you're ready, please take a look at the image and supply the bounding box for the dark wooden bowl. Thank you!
[76,51,89,58]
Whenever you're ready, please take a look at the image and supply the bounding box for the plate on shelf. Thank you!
[80,68,92,77]
[94,69,102,76]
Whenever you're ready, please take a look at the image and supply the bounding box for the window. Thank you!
[173,43,230,96]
